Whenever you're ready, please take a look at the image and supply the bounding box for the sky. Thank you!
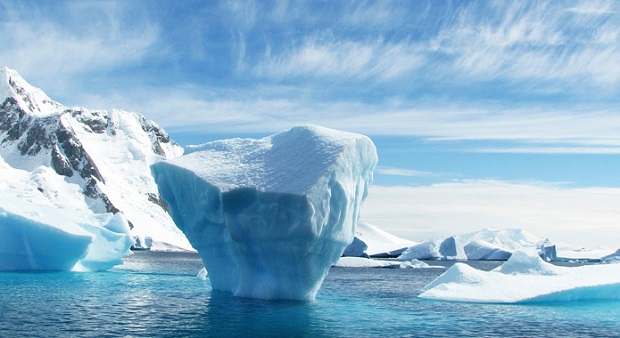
[1,0,619,248]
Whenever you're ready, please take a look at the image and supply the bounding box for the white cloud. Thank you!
[430,1,620,87]
[566,0,617,15]
[361,181,620,249]
[0,2,159,94]
[254,37,424,81]
[75,85,620,155]
[376,166,435,177]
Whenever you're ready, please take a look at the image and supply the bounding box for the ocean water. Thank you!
[1,252,619,337]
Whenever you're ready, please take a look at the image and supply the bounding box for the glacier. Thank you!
[152,125,377,300]
[418,250,620,303]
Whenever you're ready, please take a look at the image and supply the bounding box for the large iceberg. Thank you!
[151,125,377,300]
[418,250,620,303]
[0,208,92,271]
[0,154,134,271]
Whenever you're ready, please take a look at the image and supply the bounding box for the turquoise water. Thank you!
[1,252,619,337]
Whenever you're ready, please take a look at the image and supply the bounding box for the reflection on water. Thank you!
[0,251,619,337]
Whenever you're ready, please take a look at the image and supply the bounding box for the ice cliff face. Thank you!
[152,125,378,300]
[0,67,192,271]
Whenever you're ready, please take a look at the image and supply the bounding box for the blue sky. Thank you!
[2,0,619,247]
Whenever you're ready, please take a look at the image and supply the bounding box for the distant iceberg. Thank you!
[602,249,620,264]
[398,228,562,261]
[398,236,466,261]
[343,221,415,258]
[463,240,512,260]
[333,257,398,268]
[418,250,620,303]
[152,125,377,300]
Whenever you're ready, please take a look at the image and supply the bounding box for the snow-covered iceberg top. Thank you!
[418,250,620,303]
[152,125,377,300]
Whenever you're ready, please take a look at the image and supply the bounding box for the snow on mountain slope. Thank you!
[0,67,191,253]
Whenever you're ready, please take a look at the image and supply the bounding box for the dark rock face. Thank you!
[1,68,184,244]
[147,192,169,213]
[0,97,119,214]
[0,97,30,144]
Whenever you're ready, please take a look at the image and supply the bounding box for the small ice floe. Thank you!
[399,259,445,269]
[333,257,399,268]
[196,267,208,280]
[418,250,620,303]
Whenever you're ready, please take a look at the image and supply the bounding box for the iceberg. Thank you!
[464,240,512,260]
[418,250,620,303]
[0,207,133,271]
[602,249,620,264]
[399,259,445,269]
[151,125,377,300]
[344,221,415,258]
[0,154,133,271]
[333,257,398,268]
[342,237,369,258]
[398,236,466,261]
[0,208,92,271]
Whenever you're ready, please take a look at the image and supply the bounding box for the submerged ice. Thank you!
[152,125,377,300]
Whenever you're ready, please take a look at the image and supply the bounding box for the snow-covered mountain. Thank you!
[0,67,191,251]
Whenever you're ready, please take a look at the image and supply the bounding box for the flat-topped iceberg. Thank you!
[418,250,620,303]
[151,125,377,300]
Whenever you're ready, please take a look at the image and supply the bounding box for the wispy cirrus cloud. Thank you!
[0,1,160,97]
[253,37,424,81]
[375,166,436,178]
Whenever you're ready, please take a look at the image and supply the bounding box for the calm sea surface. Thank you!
[1,251,618,337]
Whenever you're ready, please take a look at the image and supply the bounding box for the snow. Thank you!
[333,257,398,268]
[0,67,61,117]
[418,250,620,303]
[62,109,190,250]
[152,125,377,300]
